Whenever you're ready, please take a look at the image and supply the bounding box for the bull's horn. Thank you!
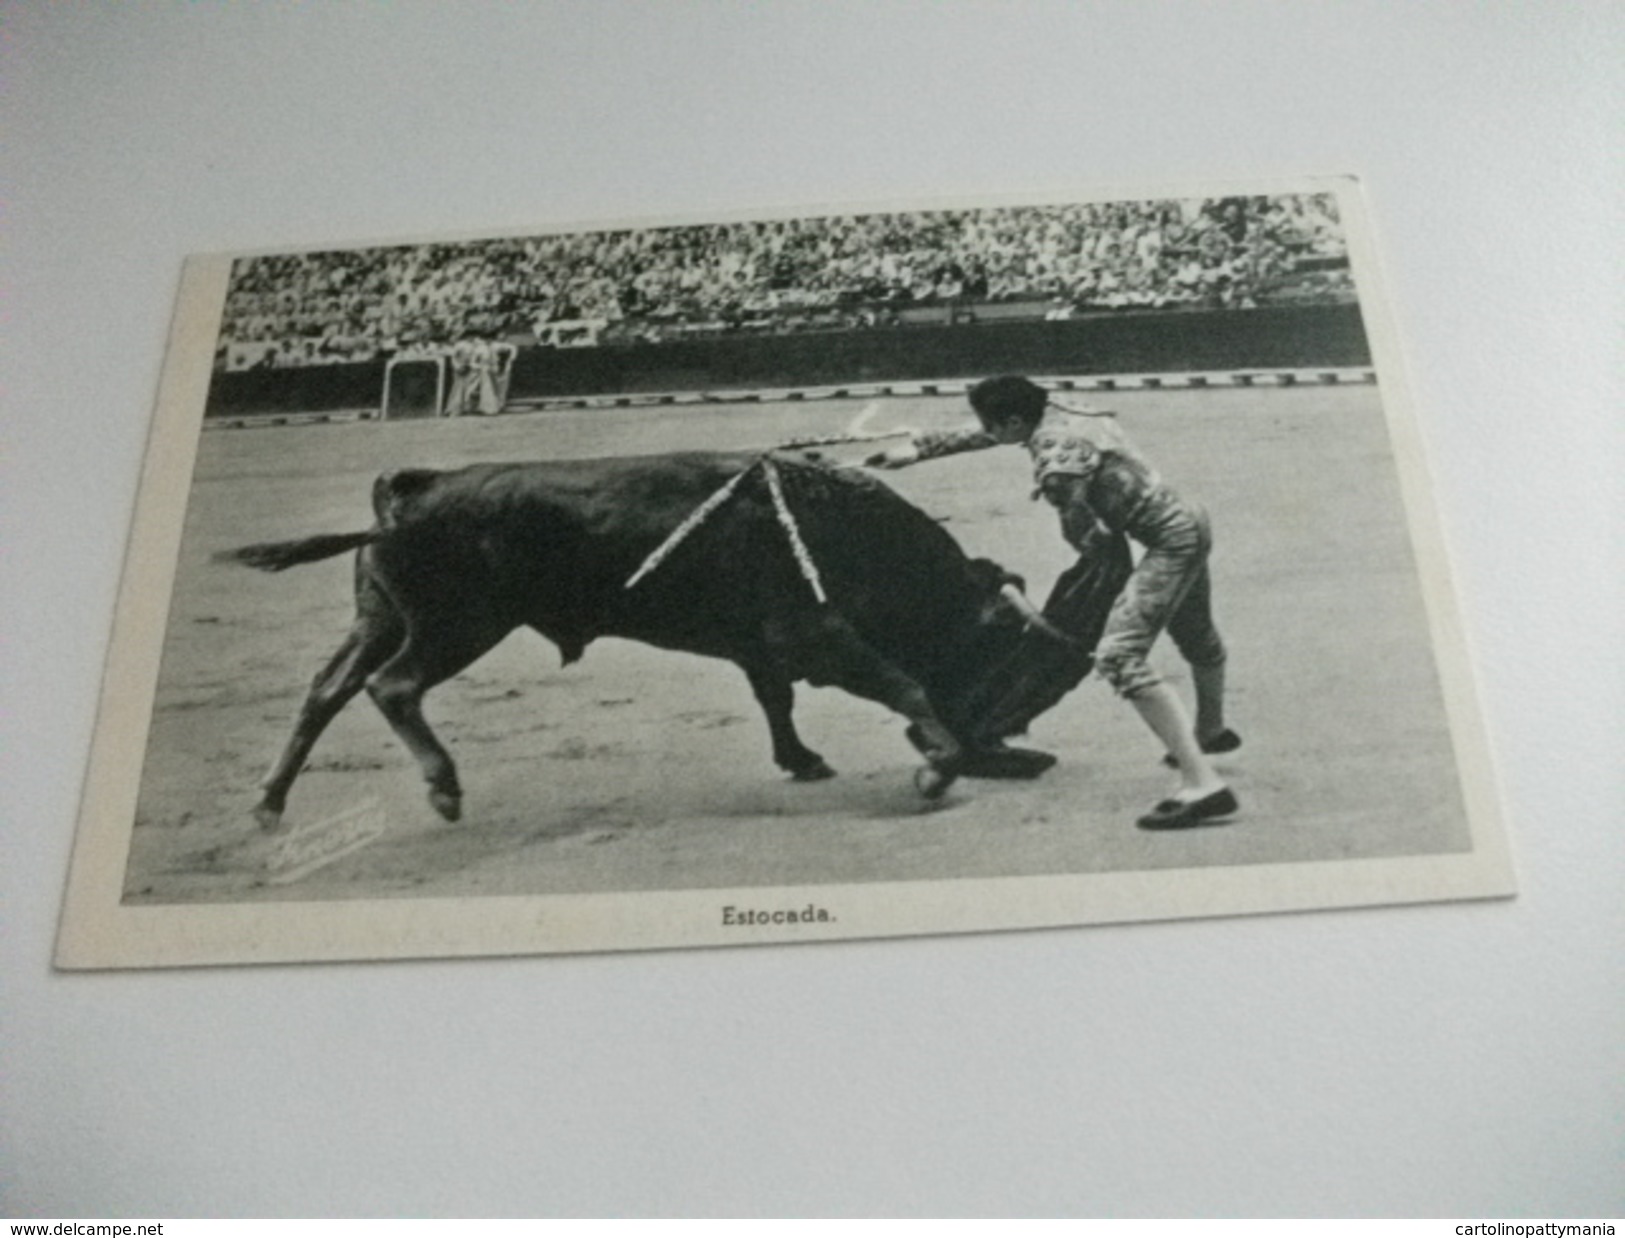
[999,583,1081,647]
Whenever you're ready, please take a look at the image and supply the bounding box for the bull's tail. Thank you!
[215,529,379,573]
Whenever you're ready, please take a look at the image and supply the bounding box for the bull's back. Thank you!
[366,452,994,663]
[373,455,748,554]
[374,450,945,560]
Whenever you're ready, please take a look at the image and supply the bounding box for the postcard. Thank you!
[54,175,1514,968]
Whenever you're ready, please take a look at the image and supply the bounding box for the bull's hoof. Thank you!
[428,789,463,822]
[254,802,290,834]
[960,745,1059,780]
[789,759,837,782]
[913,764,958,800]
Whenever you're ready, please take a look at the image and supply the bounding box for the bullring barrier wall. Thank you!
[203,303,1370,417]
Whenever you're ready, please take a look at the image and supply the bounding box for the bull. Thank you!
[220,450,1129,829]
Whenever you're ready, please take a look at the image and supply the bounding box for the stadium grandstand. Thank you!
[215,195,1353,373]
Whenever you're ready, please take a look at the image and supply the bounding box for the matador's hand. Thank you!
[865,442,921,469]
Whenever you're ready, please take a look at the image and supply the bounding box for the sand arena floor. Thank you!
[121,384,1472,904]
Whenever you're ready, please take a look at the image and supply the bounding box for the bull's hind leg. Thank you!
[364,618,510,822]
[743,666,835,781]
[779,613,963,799]
[255,585,403,831]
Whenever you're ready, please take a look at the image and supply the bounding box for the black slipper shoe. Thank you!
[1161,728,1243,768]
[1136,786,1239,830]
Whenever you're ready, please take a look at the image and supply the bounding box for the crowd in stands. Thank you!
[217,195,1353,370]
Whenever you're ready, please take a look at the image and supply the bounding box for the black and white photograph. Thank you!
[55,178,1512,969]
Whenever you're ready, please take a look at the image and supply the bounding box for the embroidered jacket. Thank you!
[911,404,1196,551]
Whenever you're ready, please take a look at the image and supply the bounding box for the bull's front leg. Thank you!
[775,613,963,800]
[742,666,836,781]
